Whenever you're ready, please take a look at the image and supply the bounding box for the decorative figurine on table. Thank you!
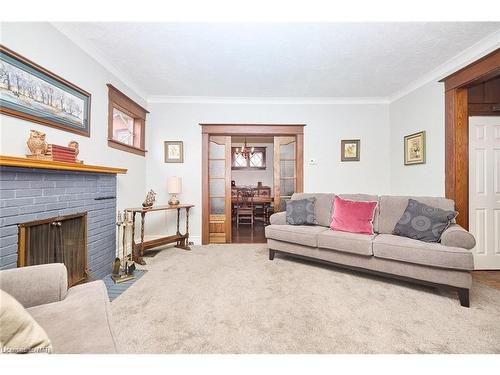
[27,129,48,157]
[68,140,82,163]
[142,190,157,209]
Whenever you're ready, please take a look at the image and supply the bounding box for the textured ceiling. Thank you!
[55,22,500,98]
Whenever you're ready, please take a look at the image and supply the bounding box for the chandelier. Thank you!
[235,138,255,159]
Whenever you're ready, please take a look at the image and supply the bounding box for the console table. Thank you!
[125,204,194,265]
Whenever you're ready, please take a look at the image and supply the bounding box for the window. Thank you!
[231,147,266,170]
[107,84,148,156]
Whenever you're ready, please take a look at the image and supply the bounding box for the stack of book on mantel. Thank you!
[46,144,76,163]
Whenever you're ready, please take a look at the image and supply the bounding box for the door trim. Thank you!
[200,124,305,245]
[441,48,500,229]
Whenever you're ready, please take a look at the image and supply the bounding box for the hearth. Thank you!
[18,212,87,286]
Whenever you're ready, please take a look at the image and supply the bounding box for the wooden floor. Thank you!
[231,220,267,243]
[472,271,500,290]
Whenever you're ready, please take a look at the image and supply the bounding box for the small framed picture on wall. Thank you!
[341,139,360,161]
[164,141,184,163]
[404,131,426,165]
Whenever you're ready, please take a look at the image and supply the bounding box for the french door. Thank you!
[469,116,500,269]
[273,136,301,211]
[207,136,232,244]
[201,124,304,245]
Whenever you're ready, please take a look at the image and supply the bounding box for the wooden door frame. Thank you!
[441,48,500,230]
[200,124,305,245]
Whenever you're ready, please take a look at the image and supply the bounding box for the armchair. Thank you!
[0,264,118,353]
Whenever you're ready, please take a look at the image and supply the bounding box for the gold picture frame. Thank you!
[404,131,426,165]
[164,141,184,163]
[341,139,360,162]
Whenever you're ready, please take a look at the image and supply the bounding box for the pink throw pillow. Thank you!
[330,196,378,235]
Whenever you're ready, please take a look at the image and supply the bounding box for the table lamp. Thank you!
[167,176,182,206]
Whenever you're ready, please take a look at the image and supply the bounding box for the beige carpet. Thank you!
[111,244,500,353]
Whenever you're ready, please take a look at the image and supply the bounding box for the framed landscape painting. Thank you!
[0,45,91,136]
[404,131,426,165]
[341,139,360,161]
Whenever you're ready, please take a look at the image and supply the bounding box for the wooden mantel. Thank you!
[0,155,127,174]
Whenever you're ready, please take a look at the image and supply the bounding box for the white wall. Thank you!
[389,82,446,196]
[231,142,274,193]
[0,23,148,211]
[1,22,495,249]
[145,102,391,242]
[0,23,392,245]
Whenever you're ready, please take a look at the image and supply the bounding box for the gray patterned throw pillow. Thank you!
[393,199,457,242]
[286,198,316,225]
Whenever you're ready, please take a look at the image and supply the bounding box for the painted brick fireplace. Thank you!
[0,166,117,280]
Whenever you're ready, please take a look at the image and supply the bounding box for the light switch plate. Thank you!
[308,158,318,165]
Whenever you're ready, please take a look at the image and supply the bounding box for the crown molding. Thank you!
[50,22,148,102]
[389,28,500,103]
[147,96,390,104]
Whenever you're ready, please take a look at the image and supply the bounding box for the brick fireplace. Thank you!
[0,160,124,281]
[18,212,87,286]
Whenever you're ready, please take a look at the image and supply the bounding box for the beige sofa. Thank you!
[265,193,476,307]
[0,263,118,353]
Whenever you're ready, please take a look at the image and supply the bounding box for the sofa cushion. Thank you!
[292,193,334,227]
[27,280,117,354]
[338,194,380,233]
[265,224,328,247]
[378,196,455,234]
[317,230,375,256]
[373,234,473,270]
[330,196,378,235]
[286,198,316,225]
[0,290,52,353]
[393,199,457,242]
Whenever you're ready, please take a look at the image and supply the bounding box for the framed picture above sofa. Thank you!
[0,45,91,137]
[341,139,360,161]
[404,131,426,165]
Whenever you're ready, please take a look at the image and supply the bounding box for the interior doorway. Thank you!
[200,124,305,245]
[231,136,274,243]
[442,49,499,269]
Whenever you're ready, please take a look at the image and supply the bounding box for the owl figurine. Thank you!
[27,130,48,156]
[68,140,80,162]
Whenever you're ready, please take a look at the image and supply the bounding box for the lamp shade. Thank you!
[167,176,182,194]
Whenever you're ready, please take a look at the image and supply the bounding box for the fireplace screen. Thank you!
[18,212,87,287]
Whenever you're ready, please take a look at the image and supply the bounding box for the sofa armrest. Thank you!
[0,263,68,308]
[440,224,476,250]
[270,211,287,225]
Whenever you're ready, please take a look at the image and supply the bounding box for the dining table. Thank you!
[231,196,274,204]
[231,195,274,224]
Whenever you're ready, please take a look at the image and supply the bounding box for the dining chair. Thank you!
[236,187,255,229]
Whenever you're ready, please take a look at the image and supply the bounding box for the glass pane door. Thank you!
[274,136,297,211]
[209,136,231,243]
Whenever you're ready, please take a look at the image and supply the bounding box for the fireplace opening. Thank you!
[18,212,87,287]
